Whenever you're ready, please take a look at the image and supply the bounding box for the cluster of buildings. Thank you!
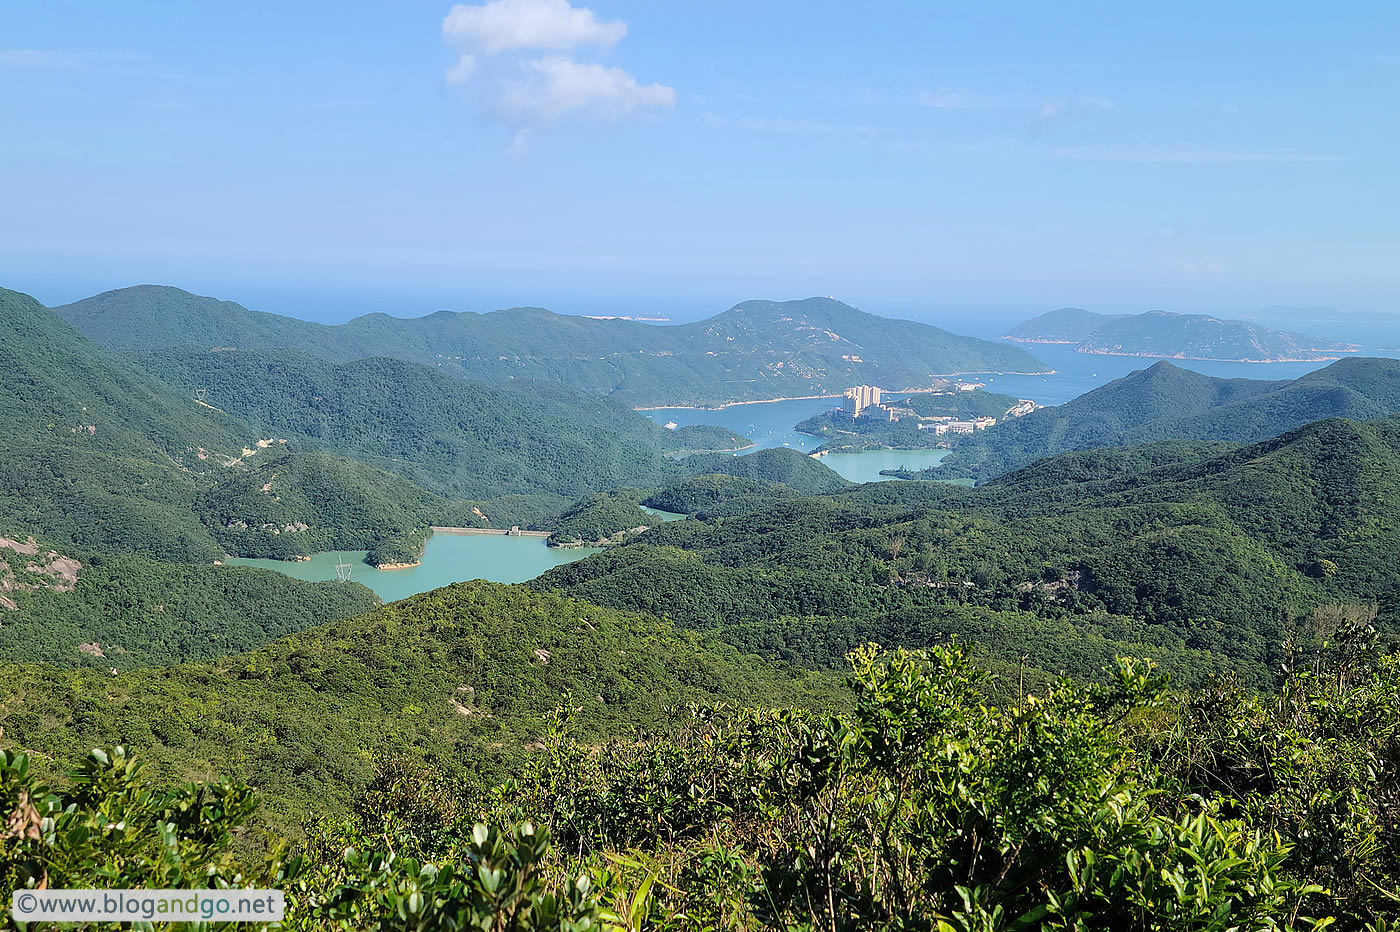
[838,382,1037,436]
[916,416,998,435]
[841,385,892,419]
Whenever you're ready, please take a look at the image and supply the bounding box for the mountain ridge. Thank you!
[937,356,1400,480]
[1004,306,1358,362]
[54,286,1050,406]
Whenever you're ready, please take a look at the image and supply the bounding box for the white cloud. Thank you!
[445,53,477,84]
[442,0,625,55]
[440,0,672,146]
[501,56,674,122]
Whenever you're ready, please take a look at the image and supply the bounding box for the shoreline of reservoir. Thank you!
[431,526,552,538]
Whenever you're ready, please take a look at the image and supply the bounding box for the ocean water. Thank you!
[227,532,600,602]
[642,340,1400,453]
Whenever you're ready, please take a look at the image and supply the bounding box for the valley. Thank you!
[6,279,1400,928]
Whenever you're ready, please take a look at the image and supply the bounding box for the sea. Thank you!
[637,341,1400,483]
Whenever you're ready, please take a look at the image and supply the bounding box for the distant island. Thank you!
[53,286,1051,408]
[1003,307,1358,362]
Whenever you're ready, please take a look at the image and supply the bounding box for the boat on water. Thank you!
[664,421,678,430]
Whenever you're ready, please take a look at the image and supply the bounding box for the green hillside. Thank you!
[1004,306,1357,361]
[0,582,839,825]
[1079,309,1359,361]
[540,415,1400,687]
[0,287,247,464]
[133,347,680,523]
[662,423,753,453]
[642,473,795,515]
[939,357,1400,480]
[0,545,378,668]
[56,287,1050,406]
[1002,306,1123,342]
[680,446,852,494]
[196,451,482,565]
[546,489,660,547]
[0,288,431,664]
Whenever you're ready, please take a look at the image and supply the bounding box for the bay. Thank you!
[639,346,1382,483]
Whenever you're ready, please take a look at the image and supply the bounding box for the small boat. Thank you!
[664,421,678,430]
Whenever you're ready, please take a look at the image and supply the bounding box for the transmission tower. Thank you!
[195,387,207,403]
[334,559,353,582]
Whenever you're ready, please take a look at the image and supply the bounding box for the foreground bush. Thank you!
[5,637,1399,929]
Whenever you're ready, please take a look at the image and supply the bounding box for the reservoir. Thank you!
[642,399,956,483]
[820,448,953,484]
[228,531,601,602]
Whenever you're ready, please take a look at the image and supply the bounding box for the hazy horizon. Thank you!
[4,1,1398,323]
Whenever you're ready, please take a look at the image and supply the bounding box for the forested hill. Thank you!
[681,446,852,494]
[538,414,1400,689]
[1003,307,1125,343]
[134,347,681,524]
[0,287,389,667]
[1005,306,1356,362]
[0,581,839,823]
[55,286,1049,406]
[939,356,1400,480]
[0,287,247,463]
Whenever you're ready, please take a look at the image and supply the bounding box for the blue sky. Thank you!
[1,1,1397,326]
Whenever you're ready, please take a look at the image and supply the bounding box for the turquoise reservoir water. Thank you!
[819,449,952,484]
[227,531,600,602]
[643,400,955,484]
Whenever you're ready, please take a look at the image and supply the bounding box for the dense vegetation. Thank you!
[642,474,796,516]
[14,281,1400,929]
[547,490,661,547]
[0,289,385,665]
[57,287,1050,406]
[541,416,1400,688]
[1005,306,1356,361]
[0,288,247,464]
[0,582,838,827]
[135,347,680,524]
[197,451,481,564]
[939,357,1400,480]
[0,547,378,668]
[7,634,1399,929]
[663,424,754,453]
[680,447,852,495]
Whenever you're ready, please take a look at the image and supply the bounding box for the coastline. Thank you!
[631,373,1056,411]
[373,561,421,571]
[664,443,757,456]
[1005,338,1357,363]
[1076,348,1350,364]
